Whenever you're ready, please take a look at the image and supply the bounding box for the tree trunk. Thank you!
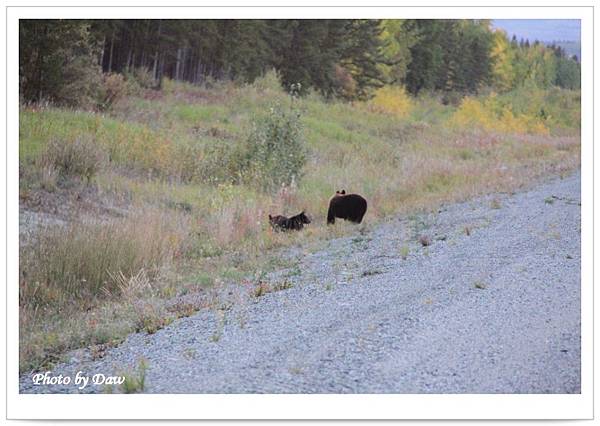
[126,49,133,73]
[181,47,187,80]
[100,35,106,69]
[196,59,202,84]
[175,47,182,80]
[157,52,165,89]
[108,29,115,73]
[152,20,162,81]
[37,25,49,101]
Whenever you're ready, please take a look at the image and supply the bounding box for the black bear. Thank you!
[327,190,367,224]
[269,211,311,231]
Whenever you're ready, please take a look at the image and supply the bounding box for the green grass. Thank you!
[171,104,228,123]
[120,358,149,393]
[18,74,581,373]
[400,245,410,260]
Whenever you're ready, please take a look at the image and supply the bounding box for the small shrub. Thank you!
[109,269,153,301]
[240,103,307,192]
[42,136,107,183]
[441,91,464,106]
[167,301,199,319]
[361,269,382,277]
[400,245,409,260]
[449,97,493,130]
[474,281,487,290]
[272,279,294,291]
[98,73,129,111]
[120,358,148,393]
[210,309,226,342]
[134,303,172,334]
[130,68,156,90]
[173,140,205,183]
[252,69,284,93]
[182,348,197,360]
[252,281,271,298]
[449,93,549,135]
[333,64,357,100]
[367,85,413,118]
[38,164,59,191]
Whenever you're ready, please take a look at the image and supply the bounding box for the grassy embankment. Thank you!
[19,72,580,372]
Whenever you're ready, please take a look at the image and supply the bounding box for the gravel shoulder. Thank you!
[20,172,581,394]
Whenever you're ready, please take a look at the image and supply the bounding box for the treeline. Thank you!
[90,19,385,100]
[19,19,580,107]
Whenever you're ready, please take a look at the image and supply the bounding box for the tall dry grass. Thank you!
[20,208,189,309]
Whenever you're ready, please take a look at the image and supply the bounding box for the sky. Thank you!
[491,19,580,42]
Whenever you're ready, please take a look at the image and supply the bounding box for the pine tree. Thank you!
[340,19,386,100]
[378,19,419,84]
[20,20,103,106]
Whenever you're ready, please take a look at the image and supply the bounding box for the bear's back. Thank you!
[328,192,368,224]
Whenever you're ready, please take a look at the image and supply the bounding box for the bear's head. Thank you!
[297,210,311,224]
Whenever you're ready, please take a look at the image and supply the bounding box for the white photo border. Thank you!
[3,2,594,420]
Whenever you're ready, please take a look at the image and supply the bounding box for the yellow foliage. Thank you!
[449,95,548,135]
[490,31,515,92]
[367,86,413,118]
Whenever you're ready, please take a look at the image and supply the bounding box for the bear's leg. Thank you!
[356,212,365,223]
[327,208,335,224]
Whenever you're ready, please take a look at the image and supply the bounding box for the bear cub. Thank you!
[269,211,311,231]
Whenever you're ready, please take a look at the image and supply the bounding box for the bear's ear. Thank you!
[268,214,272,220]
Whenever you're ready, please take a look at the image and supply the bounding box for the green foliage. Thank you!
[120,359,148,393]
[240,102,307,192]
[20,19,580,105]
[502,37,580,91]
[20,20,103,108]
[251,69,285,93]
[124,68,157,90]
[27,19,379,101]
[493,86,580,131]
[512,42,555,88]
[490,30,515,92]
[554,56,581,89]
[379,20,419,84]
[404,20,494,97]
[274,20,385,100]
[341,20,387,100]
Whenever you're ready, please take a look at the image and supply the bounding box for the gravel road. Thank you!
[20,172,581,394]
